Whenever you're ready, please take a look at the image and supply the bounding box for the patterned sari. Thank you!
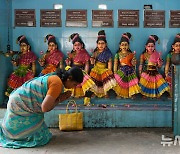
[0,74,53,148]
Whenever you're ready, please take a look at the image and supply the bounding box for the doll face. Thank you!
[146,43,155,54]
[97,40,106,52]
[20,43,29,54]
[73,42,83,52]
[48,42,57,52]
[120,42,129,52]
[172,42,180,53]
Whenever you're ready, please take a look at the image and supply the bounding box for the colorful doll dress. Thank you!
[139,51,170,98]
[90,48,117,97]
[39,49,63,76]
[6,51,36,96]
[0,74,53,148]
[66,49,95,97]
[113,52,140,98]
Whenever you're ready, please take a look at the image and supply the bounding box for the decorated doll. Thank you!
[139,35,170,98]
[5,35,37,96]
[65,33,95,106]
[113,32,140,98]
[38,34,64,76]
[165,33,180,94]
[89,30,117,98]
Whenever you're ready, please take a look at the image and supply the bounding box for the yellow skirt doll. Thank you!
[65,33,96,106]
[89,30,117,98]
[90,62,116,97]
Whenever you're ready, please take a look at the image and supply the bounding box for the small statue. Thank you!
[38,34,64,76]
[5,35,37,96]
[113,32,140,98]
[165,33,180,94]
[89,30,117,98]
[65,33,95,106]
[139,35,170,98]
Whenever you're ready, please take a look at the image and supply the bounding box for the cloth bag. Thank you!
[59,100,83,131]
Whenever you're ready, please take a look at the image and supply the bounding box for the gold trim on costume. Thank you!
[95,62,106,69]
[73,62,83,66]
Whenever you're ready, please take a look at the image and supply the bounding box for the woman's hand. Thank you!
[41,91,72,112]
[57,91,72,102]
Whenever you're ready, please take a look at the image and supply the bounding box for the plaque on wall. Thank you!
[169,10,180,28]
[92,10,113,27]
[15,9,36,27]
[118,10,139,27]
[144,10,165,28]
[66,10,87,27]
[40,10,61,27]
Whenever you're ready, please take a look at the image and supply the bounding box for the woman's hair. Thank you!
[56,67,83,83]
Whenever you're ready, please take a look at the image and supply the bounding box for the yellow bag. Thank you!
[59,100,83,131]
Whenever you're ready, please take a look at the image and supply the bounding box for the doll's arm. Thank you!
[165,61,170,77]
[157,58,163,68]
[139,54,144,74]
[113,53,119,73]
[11,59,18,66]
[90,57,95,65]
[108,58,112,71]
[38,54,46,67]
[84,61,89,73]
[90,52,95,65]
[59,59,64,69]
[65,58,71,66]
[65,52,73,66]
[114,58,118,73]
[131,54,137,66]
[32,62,36,75]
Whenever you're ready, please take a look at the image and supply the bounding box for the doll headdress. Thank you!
[16,35,29,45]
[69,33,84,45]
[97,30,107,43]
[44,34,57,44]
[120,32,132,44]
[146,35,160,45]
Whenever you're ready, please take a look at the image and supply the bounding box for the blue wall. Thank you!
[0,0,179,104]
[0,0,12,104]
